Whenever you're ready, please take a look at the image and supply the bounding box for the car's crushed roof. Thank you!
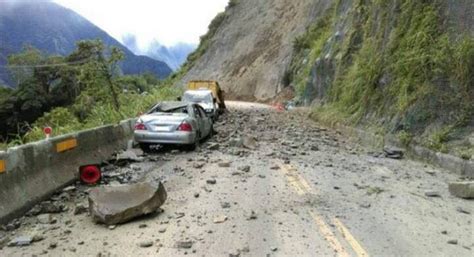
[149,101,189,113]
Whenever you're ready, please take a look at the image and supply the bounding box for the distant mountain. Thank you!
[0,1,172,87]
[122,35,195,71]
[147,42,196,71]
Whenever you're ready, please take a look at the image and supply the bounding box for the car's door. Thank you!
[196,105,211,137]
[192,104,204,139]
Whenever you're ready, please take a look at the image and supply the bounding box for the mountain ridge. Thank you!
[0,1,172,87]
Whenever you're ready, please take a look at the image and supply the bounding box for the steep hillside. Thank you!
[182,0,472,157]
[0,1,172,86]
[288,0,473,157]
[179,0,328,101]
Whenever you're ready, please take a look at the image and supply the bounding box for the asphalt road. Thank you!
[1,101,472,256]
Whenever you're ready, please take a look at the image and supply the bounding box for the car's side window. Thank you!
[197,106,207,118]
[193,105,202,118]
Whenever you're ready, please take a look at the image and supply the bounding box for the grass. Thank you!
[289,7,334,98]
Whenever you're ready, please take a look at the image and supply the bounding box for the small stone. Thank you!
[139,240,154,248]
[359,202,371,209]
[383,147,404,159]
[270,165,280,170]
[447,239,458,245]
[208,143,220,150]
[456,207,471,214]
[271,246,278,252]
[73,203,88,215]
[258,174,266,179]
[32,234,45,243]
[206,178,217,185]
[8,236,32,247]
[213,215,228,223]
[193,193,200,198]
[171,150,180,154]
[175,240,193,249]
[193,163,205,169]
[441,230,448,235]
[37,214,56,224]
[63,186,76,192]
[238,166,251,172]
[78,241,85,245]
[138,224,147,228]
[424,191,440,197]
[218,161,232,168]
[221,202,231,209]
[247,210,257,220]
[49,242,57,249]
[158,227,167,233]
[108,225,116,230]
[229,250,240,257]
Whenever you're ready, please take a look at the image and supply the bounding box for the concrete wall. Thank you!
[0,119,135,224]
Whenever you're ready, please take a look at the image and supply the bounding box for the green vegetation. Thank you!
[290,8,334,96]
[290,0,473,155]
[0,0,240,150]
[0,40,180,149]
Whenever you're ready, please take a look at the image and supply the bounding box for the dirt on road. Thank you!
[0,101,472,256]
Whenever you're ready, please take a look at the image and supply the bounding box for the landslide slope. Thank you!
[179,0,330,101]
[181,0,472,157]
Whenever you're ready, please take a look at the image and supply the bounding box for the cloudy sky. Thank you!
[54,0,228,49]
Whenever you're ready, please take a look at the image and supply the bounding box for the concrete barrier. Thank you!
[0,119,135,224]
[338,125,474,178]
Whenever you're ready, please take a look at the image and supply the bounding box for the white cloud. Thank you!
[53,0,228,49]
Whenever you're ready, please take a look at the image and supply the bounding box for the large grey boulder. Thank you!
[88,182,167,225]
[449,181,474,199]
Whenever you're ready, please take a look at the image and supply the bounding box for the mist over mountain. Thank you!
[122,34,195,71]
[0,0,172,87]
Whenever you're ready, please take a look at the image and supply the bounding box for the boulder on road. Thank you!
[88,181,167,225]
[448,181,474,199]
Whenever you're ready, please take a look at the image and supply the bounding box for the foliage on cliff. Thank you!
[289,0,473,156]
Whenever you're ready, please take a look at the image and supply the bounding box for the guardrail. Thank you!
[0,119,135,224]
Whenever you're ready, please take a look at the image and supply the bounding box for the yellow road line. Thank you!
[279,162,370,257]
[286,175,305,195]
[309,211,351,257]
[281,164,315,194]
[333,218,370,257]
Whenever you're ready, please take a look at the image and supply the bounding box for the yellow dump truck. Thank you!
[187,80,226,112]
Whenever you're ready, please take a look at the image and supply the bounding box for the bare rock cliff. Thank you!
[180,0,331,101]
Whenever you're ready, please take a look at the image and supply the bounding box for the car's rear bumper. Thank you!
[134,130,196,145]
